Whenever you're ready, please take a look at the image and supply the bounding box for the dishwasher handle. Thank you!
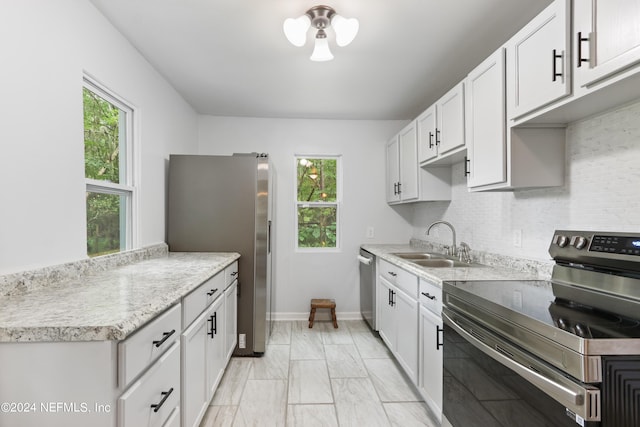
[357,255,373,265]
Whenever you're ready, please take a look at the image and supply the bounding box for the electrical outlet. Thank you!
[366,226,375,238]
[513,229,522,248]
[239,333,246,349]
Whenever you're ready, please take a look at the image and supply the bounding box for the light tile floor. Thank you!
[199,320,440,427]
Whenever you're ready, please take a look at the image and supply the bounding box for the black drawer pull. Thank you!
[552,49,562,81]
[577,31,589,67]
[150,387,174,413]
[208,313,217,338]
[152,329,175,348]
[388,271,397,277]
[421,292,436,300]
[230,271,238,277]
[436,326,443,350]
[207,288,219,297]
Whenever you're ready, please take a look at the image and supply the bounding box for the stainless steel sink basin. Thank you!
[411,259,474,268]
[391,252,445,260]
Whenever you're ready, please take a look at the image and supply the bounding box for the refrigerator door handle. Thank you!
[268,220,272,254]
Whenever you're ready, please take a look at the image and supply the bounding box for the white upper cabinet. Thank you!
[417,106,437,163]
[506,0,571,120]
[386,135,401,204]
[398,122,419,201]
[419,82,466,165]
[465,48,507,189]
[574,0,640,88]
[436,83,465,156]
[386,122,451,205]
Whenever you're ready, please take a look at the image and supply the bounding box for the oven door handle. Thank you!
[443,311,600,419]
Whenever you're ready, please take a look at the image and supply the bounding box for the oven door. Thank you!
[442,308,600,427]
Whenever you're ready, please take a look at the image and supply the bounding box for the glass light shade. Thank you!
[331,14,359,47]
[310,37,333,62]
[283,15,311,47]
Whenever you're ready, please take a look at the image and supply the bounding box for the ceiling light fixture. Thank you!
[283,5,359,62]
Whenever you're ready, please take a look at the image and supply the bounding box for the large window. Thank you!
[83,78,136,257]
[296,156,340,249]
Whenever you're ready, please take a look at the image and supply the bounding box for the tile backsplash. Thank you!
[412,100,640,262]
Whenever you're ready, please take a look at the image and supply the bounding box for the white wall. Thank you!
[197,116,413,316]
[412,100,640,261]
[0,1,198,274]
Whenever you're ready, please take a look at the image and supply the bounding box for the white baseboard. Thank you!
[269,312,362,321]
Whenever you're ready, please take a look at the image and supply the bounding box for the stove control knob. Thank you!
[572,236,589,250]
[555,235,569,248]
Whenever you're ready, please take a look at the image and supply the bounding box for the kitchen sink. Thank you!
[412,259,476,268]
[391,252,446,260]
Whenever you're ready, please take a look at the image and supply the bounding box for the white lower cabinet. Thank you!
[419,305,443,421]
[206,296,226,400]
[224,279,238,361]
[118,342,181,427]
[181,307,210,427]
[377,260,419,384]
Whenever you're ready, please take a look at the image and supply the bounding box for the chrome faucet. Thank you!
[426,221,457,256]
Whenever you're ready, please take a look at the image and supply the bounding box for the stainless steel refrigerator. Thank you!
[168,153,273,356]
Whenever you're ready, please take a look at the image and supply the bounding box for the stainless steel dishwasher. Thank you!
[358,248,376,331]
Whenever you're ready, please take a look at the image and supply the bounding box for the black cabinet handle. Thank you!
[207,288,218,297]
[435,129,441,146]
[464,156,470,177]
[150,387,174,412]
[231,271,238,277]
[388,288,392,306]
[391,290,396,307]
[577,32,589,68]
[428,131,434,148]
[421,292,436,301]
[388,271,397,277]
[152,329,175,348]
[393,183,397,195]
[436,326,444,350]
[397,182,402,194]
[552,49,562,81]
[208,313,217,338]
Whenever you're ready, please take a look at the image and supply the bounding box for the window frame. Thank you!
[294,154,342,252]
[83,75,139,255]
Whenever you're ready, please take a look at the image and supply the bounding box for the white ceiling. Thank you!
[89,0,553,120]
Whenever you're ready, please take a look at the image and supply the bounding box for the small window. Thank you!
[83,78,136,257]
[295,156,340,249]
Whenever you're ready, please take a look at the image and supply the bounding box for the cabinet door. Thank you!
[377,277,396,350]
[206,295,226,401]
[398,121,419,201]
[394,289,418,384]
[181,312,208,427]
[417,105,437,163]
[386,136,401,203]
[574,0,640,88]
[224,280,238,362]
[436,82,465,155]
[507,0,570,119]
[466,48,507,188]
[419,306,443,420]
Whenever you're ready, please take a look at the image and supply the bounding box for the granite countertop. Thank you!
[0,252,239,343]
[361,244,540,285]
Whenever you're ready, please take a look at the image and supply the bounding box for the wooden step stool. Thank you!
[309,298,338,329]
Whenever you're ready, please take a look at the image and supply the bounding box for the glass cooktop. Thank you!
[445,280,640,340]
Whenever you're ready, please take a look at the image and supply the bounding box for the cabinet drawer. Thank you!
[225,261,238,287]
[379,259,418,299]
[379,259,399,283]
[183,273,224,328]
[118,303,181,388]
[419,279,442,315]
[118,341,180,427]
